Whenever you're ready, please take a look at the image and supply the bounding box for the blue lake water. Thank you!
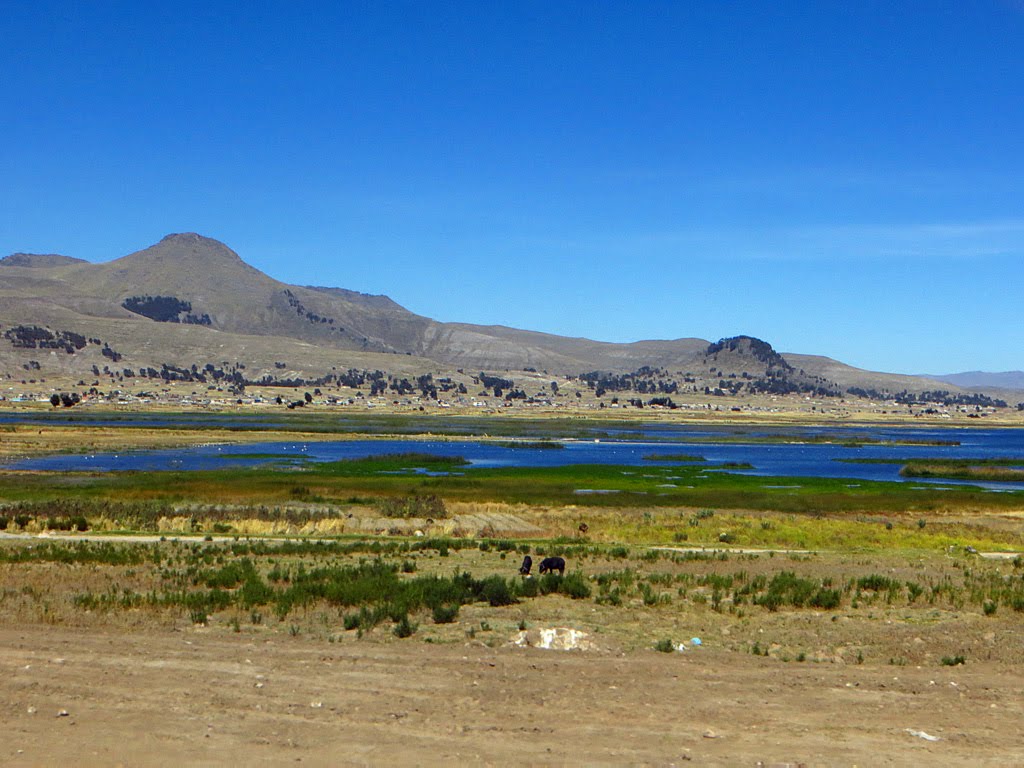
[6,421,1024,491]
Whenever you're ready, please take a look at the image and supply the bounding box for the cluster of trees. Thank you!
[746,377,842,398]
[247,370,470,401]
[281,289,337,328]
[579,367,680,397]
[577,361,848,401]
[122,295,211,325]
[477,372,514,390]
[704,336,792,370]
[624,397,677,409]
[49,392,81,408]
[96,361,249,394]
[248,368,384,391]
[474,372,515,398]
[4,325,89,353]
[847,387,1008,408]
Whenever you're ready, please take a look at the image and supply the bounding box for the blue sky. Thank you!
[2,1,1022,374]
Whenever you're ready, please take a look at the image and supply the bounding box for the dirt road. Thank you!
[2,625,1023,766]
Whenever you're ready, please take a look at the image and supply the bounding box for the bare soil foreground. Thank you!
[2,624,1023,767]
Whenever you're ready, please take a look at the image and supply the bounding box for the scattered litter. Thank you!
[56,709,69,718]
[690,637,702,646]
[310,701,323,709]
[905,728,940,742]
[702,729,720,739]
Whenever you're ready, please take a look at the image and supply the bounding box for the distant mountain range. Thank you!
[926,371,1024,391]
[0,233,1016,406]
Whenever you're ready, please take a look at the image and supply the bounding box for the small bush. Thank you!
[559,572,592,600]
[595,587,622,606]
[517,578,539,598]
[941,655,965,667]
[432,604,459,624]
[856,574,900,592]
[653,638,675,653]
[480,575,517,606]
[809,588,842,610]
[393,615,417,638]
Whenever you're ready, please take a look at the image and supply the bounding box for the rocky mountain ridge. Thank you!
[0,233,1013,408]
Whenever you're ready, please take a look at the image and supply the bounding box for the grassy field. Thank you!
[2,533,1023,666]
[1,411,1022,646]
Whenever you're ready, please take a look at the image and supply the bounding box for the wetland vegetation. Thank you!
[2,411,1023,667]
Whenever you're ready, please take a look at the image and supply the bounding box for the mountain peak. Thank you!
[157,232,239,256]
[119,233,248,268]
[159,232,218,245]
[705,335,792,370]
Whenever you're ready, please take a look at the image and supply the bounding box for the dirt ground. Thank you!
[2,624,1023,767]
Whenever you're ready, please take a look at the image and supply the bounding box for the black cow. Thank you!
[538,556,565,575]
[518,555,533,576]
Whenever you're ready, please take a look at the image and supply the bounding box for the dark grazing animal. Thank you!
[538,556,565,575]
[518,555,533,576]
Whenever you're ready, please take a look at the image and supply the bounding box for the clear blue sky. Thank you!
[3,1,1022,374]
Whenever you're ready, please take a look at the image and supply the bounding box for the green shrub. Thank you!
[559,572,592,600]
[856,574,900,592]
[595,587,622,606]
[754,571,818,610]
[432,604,459,624]
[653,638,675,653]
[480,575,517,606]
[809,588,842,610]
[517,578,539,598]
[393,615,417,638]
